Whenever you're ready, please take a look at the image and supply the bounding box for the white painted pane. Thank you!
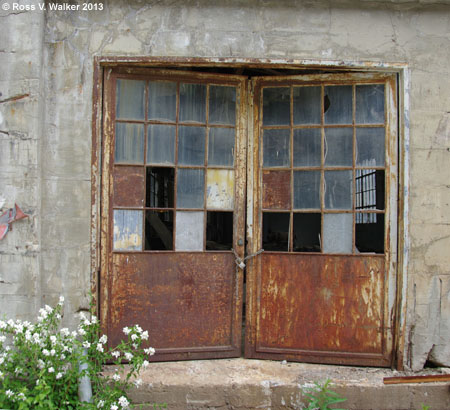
[206,169,234,209]
[113,210,142,251]
[293,86,321,125]
[115,123,144,164]
[179,83,206,123]
[148,81,177,122]
[324,170,353,210]
[324,85,352,125]
[323,213,353,254]
[175,211,204,251]
[324,128,353,167]
[176,168,204,209]
[356,84,385,124]
[178,126,205,166]
[356,127,385,166]
[208,127,235,166]
[116,79,145,120]
[147,125,175,165]
[209,85,236,125]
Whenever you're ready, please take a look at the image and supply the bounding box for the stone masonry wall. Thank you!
[0,0,449,370]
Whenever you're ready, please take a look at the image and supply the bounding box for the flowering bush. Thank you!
[0,297,155,409]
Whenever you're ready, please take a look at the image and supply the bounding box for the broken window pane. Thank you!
[356,213,384,253]
[179,83,206,123]
[323,213,353,254]
[178,126,206,166]
[263,129,290,168]
[293,171,321,209]
[324,127,353,167]
[115,123,144,164]
[208,127,235,166]
[113,210,143,251]
[145,210,173,250]
[175,211,204,251]
[209,85,236,125]
[147,125,175,165]
[206,211,233,250]
[262,170,291,210]
[146,167,174,208]
[293,213,321,252]
[356,127,385,167]
[116,79,145,120]
[176,168,205,209]
[148,81,177,122]
[324,85,352,125]
[356,84,385,124]
[355,169,385,211]
[263,87,290,126]
[262,212,290,252]
[293,86,321,125]
[324,170,353,210]
[293,128,321,167]
[206,169,234,210]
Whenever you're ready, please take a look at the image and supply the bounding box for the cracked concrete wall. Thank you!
[1,0,449,370]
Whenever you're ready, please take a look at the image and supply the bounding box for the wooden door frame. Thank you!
[91,57,410,369]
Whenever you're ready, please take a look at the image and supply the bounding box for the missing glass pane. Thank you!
[355,169,385,211]
[145,211,173,250]
[206,211,233,250]
[262,212,290,252]
[356,213,384,253]
[146,167,174,208]
[263,87,290,126]
[293,213,321,252]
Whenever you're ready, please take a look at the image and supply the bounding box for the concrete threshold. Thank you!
[107,359,450,410]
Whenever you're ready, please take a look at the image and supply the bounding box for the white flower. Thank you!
[0,370,3,379]
[112,373,121,382]
[123,327,130,335]
[37,359,45,369]
[50,349,56,356]
[144,347,155,356]
[124,352,133,361]
[0,357,5,365]
[50,335,57,345]
[7,319,14,327]
[134,378,143,388]
[78,328,86,336]
[97,400,105,408]
[83,341,91,349]
[59,296,65,304]
[56,313,61,320]
[44,304,53,313]
[0,320,6,329]
[5,389,14,398]
[132,343,138,350]
[111,351,120,358]
[142,360,149,368]
[110,404,118,410]
[118,396,129,408]
[96,343,104,353]
[99,334,107,344]
[91,315,98,324]
[14,323,24,333]
[131,333,138,341]
[25,330,32,341]
[135,325,143,334]
[17,392,26,401]
[79,312,87,321]
[60,328,69,336]
[42,348,50,356]
[0,335,6,343]
[48,367,55,373]
[141,330,149,340]
[56,372,63,379]
[71,331,78,338]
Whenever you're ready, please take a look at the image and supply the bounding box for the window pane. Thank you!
[146,167,174,208]
[148,81,177,122]
[293,213,321,252]
[175,211,204,251]
[355,169,385,211]
[356,84,385,124]
[323,213,352,254]
[293,171,321,209]
[324,170,353,210]
[176,168,204,209]
[116,79,145,120]
[145,210,173,250]
[113,210,142,251]
[355,213,384,253]
[208,127,235,166]
[263,129,290,168]
[178,126,205,166]
[262,170,291,209]
[293,128,321,167]
[179,83,206,123]
[206,211,233,250]
[263,87,290,126]
[209,85,236,125]
[115,123,144,164]
[206,169,234,210]
[324,127,353,167]
[324,85,352,125]
[356,127,385,166]
[262,212,290,251]
[293,86,321,125]
[147,125,175,165]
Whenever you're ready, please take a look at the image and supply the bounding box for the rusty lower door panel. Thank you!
[107,252,241,361]
[245,253,391,367]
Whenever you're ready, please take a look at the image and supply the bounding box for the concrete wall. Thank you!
[0,0,449,370]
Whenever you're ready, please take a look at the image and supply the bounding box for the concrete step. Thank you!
[110,359,450,410]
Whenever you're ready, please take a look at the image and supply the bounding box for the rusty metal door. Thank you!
[100,68,247,360]
[245,73,398,366]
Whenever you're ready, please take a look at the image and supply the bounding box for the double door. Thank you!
[100,68,398,366]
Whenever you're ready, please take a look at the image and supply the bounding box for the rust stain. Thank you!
[112,166,145,207]
[262,170,291,209]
